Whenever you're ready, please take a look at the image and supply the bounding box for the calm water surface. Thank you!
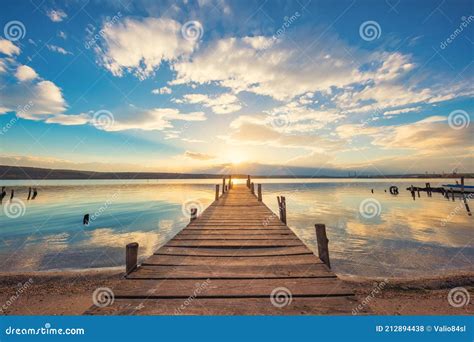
[0,178,472,278]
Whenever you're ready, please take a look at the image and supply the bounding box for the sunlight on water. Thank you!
[0,179,472,277]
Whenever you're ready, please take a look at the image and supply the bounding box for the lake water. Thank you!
[0,178,472,278]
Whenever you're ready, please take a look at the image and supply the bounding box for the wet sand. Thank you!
[0,270,472,315]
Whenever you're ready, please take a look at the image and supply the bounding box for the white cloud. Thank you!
[184,150,215,160]
[95,17,195,79]
[384,106,422,115]
[58,31,67,39]
[15,65,38,81]
[45,113,91,125]
[0,39,20,56]
[47,44,72,55]
[47,9,67,22]
[171,36,414,101]
[151,86,172,95]
[98,108,206,132]
[182,93,242,114]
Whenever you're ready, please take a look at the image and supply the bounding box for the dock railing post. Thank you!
[215,184,220,201]
[257,184,262,201]
[229,175,232,189]
[277,196,287,224]
[190,208,198,222]
[222,178,225,194]
[126,242,139,275]
[251,182,255,195]
[247,175,251,188]
[315,224,330,268]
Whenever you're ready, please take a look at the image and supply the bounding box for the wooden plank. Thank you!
[86,297,364,315]
[165,239,305,247]
[155,246,313,256]
[177,229,293,235]
[127,264,336,279]
[173,234,300,240]
[143,254,323,266]
[112,278,353,298]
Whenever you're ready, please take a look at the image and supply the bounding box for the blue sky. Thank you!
[0,0,472,175]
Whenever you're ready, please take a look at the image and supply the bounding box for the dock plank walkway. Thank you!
[86,183,363,315]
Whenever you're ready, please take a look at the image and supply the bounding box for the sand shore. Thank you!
[0,269,472,315]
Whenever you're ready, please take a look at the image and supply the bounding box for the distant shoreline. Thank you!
[1,165,473,180]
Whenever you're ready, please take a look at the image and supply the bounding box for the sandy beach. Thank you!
[0,269,472,315]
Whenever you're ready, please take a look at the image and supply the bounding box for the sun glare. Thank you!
[229,151,246,164]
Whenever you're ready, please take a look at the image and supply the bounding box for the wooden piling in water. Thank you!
[215,184,220,201]
[315,224,330,268]
[410,185,415,200]
[247,175,251,188]
[126,242,139,275]
[277,196,287,224]
[257,184,262,201]
[229,176,232,189]
[222,178,225,194]
[450,188,455,201]
[251,182,255,195]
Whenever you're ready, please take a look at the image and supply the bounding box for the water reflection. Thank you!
[0,179,472,277]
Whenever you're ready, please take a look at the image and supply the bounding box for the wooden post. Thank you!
[410,185,415,200]
[126,242,139,275]
[251,182,255,195]
[417,189,420,197]
[229,175,232,189]
[257,184,262,201]
[461,176,465,194]
[225,185,228,192]
[247,175,251,188]
[450,188,455,201]
[426,183,431,197]
[315,224,330,268]
[277,196,287,224]
[190,208,198,222]
[222,178,225,194]
[215,184,219,201]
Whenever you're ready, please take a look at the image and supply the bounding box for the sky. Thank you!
[0,0,473,176]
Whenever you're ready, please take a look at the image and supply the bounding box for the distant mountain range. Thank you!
[0,164,471,180]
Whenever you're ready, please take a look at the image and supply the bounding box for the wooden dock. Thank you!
[86,182,363,315]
